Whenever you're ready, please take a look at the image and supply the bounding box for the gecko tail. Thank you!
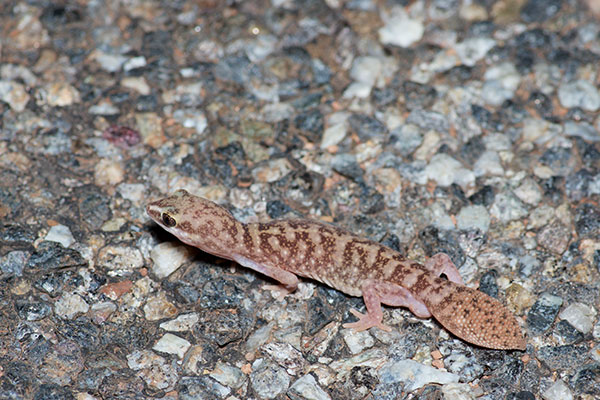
[423,282,527,350]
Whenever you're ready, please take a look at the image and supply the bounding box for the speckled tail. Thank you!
[420,279,526,350]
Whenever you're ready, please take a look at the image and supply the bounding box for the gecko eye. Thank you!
[161,213,177,227]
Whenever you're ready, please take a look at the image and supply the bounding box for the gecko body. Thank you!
[147,190,526,350]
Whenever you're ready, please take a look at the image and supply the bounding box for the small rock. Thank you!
[45,224,75,248]
[209,361,246,389]
[143,293,178,321]
[456,204,490,232]
[173,109,208,134]
[250,359,290,399]
[97,244,144,273]
[90,301,117,324]
[537,221,570,254]
[152,333,191,359]
[542,379,573,400]
[0,80,30,111]
[44,82,80,106]
[160,313,199,332]
[378,9,424,48]
[117,183,145,203]
[379,359,458,391]
[558,80,600,111]
[127,349,179,390]
[123,56,147,71]
[527,292,563,335]
[514,178,542,205]
[252,158,293,183]
[288,374,331,400]
[558,303,596,334]
[342,329,375,354]
[490,192,528,223]
[121,76,151,95]
[423,153,475,188]
[150,241,196,279]
[136,112,165,148]
[454,37,496,67]
[88,100,120,116]
[262,342,306,376]
[55,293,90,319]
[482,62,520,106]
[91,50,127,72]
[94,159,125,187]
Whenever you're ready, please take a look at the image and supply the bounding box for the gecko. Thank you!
[147,189,526,350]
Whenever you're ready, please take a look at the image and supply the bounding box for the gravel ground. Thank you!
[1,0,600,399]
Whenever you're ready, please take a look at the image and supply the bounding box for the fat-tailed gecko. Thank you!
[147,189,526,350]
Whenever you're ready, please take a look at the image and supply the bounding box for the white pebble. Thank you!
[153,333,191,359]
[150,241,195,279]
[559,302,596,334]
[45,224,75,248]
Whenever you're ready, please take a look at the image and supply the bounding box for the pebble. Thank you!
[123,56,147,71]
[321,112,350,148]
[288,374,331,400]
[262,342,306,376]
[537,221,570,254]
[0,80,30,111]
[127,349,178,390]
[541,380,573,400]
[152,333,191,359]
[378,9,424,48]
[90,301,117,324]
[209,361,246,389]
[527,292,563,335]
[179,376,231,400]
[558,79,600,111]
[159,313,199,332]
[558,303,596,334]
[514,178,542,205]
[250,358,290,399]
[252,158,294,183]
[116,183,146,203]
[173,109,208,134]
[454,37,496,67]
[423,153,475,187]
[342,329,375,355]
[390,124,423,156]
[490,191,528,223]
[91,50,128,72]
[88,100,120,116]
[456,204,490,232]
[150,241,196,279]
[564,121,600,142]
[481,62,520,106]
[43,82,80,106]
[473,150,504,176]
[0,250,28,277]
[54,293,90,319]
[97,244,144,273]
[121,76,151,95]
[143,293,178,321]
[379,359,459,391]
[94,159,125,187]
[45,224,75,248]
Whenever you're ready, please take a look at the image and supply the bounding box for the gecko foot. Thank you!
[343,309,392,332]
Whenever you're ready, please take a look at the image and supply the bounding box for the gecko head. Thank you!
[146,189,242,257]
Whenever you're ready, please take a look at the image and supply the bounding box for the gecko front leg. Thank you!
[232,254,299,291]
[343,279,431,331]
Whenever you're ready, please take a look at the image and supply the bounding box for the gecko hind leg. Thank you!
[424,253,464,285]
[343,279,432,332]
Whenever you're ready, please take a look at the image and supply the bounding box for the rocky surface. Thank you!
[1,0,600,399]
